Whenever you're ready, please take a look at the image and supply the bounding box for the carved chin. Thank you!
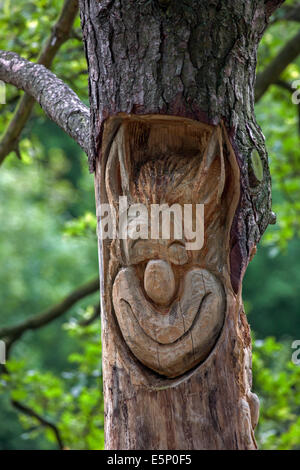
[112,266,226,378]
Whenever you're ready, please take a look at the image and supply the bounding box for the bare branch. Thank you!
[0,0,83,164]
[0,277,99,344]
[11,399,64,450]
[0,277,100,450]
[255,30,300,102]
[2,353,65,449]
[0,50,90,156]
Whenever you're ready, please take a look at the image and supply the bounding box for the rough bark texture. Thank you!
[79,0,282,450]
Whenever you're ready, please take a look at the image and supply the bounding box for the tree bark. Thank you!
[79,0,282,450]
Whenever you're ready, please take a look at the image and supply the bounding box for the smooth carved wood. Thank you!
[113,267,225,377]
[95,114,259,449]
[105,115,236,377]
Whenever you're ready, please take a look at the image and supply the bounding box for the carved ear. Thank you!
[202,126,222,171]
[105,118,152,205]
[104,116,237,208]
[193,125,225,202]
[105,126,134,205]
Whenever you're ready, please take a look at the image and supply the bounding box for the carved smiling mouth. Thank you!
[112,266,225,378]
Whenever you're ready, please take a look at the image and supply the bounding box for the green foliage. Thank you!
[0,0,88,95]
[0,313,104,450]
[255,17,300,249]
[253,337,300,450]
[64,212,97,238]
[244,12,300,449]
[0,130,98,331]
[244,240,300,339]
[0,122,100,449]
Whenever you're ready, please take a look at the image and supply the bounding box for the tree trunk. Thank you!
[79,0,281,450]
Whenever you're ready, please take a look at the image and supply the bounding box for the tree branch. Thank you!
[0,277,99,344]
[0,50,90,157]
[255,29,300,102]
[0,0,84,164]
[11,399,64,450]
[2,359,65,449]
[0,277,100,450]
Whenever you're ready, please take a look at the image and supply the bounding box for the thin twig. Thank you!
[11,399,65,450]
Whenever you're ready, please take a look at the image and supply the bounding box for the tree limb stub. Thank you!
[11,400,64,450]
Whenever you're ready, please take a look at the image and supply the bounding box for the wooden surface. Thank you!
[95,114,259,449]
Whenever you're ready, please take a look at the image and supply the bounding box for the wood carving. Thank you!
[95,114,259,449]
[113,267,225,377]
[98,114,240,379]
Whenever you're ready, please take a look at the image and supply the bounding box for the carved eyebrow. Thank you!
[129,238,141,250]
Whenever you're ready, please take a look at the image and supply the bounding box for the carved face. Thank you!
[102,115,239,378]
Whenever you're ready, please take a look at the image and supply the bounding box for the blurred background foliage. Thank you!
[0,0,299,450]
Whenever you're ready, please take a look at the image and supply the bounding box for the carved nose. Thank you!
[144,260,175,306]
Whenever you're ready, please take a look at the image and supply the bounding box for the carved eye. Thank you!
[129,240,157,264]
[168,242,188,265]
[135,243,152,257]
